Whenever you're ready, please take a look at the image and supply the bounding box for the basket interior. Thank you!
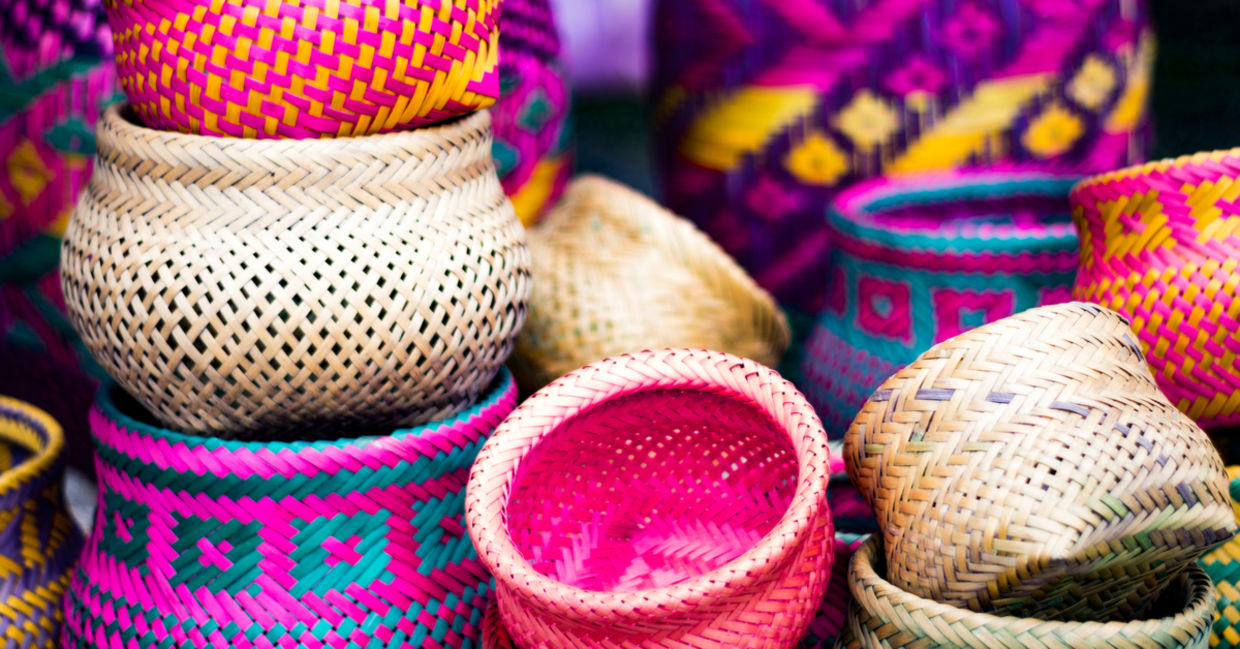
[0,403,45,474]
[855,182,1075,242]
[505,388,797,593]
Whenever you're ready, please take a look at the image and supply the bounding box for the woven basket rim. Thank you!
[848,535,1216,634]
[466,347,831,621]
[94,368,515,453]
[0,396,63,496]
[1071,147,1240,193]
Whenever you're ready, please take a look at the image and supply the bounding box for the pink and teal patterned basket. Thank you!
[801,170,1080,436]
[64,370,517,649]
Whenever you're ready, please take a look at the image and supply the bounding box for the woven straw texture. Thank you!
[801,170,1080,437]
[651,0,1152,312]
[846,302,1235,621]
[0,396,85,649]
[837,536,1217,649]
[466,348,834,649]
[1072,149,1240,430]
[1200,467,1240,649]
[509,176,790,392]
[61,104,530,439]
[492,0,572,225]
[108,0,499,138]
[63,371,518,649]
[0,0,117,467]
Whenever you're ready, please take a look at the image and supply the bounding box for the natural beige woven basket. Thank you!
[61,104,530,439]
[509,175,789,391]
[845,302,1235,621]
[837,537,1217,649]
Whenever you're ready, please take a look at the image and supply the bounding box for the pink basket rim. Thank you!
[464,347,832,622]
[1070,147,1240,194]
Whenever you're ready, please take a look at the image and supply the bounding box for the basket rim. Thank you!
[465,347,831,622]
[1070,147,1240,194]
[0,396,63,496]
[94,368,516,454]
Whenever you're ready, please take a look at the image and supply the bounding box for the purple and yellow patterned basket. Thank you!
[63,371,517,649]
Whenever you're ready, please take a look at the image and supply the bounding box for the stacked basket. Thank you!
[58,1,532,647]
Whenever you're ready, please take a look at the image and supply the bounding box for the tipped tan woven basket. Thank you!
[837,537,1217,649]
[61,104,530,439]
[509,175,789,390]
[845,302,1235,621]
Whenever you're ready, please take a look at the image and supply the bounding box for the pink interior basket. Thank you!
[465,348,835,648]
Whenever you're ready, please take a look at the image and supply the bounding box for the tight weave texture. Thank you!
[1200,467,1240,649]
[64,372,517,649]
[1072,149,1240,429]
[466,348,834,649]
[846,302,1235,621]
[652,0,1151,312]
[801,170,1079,437]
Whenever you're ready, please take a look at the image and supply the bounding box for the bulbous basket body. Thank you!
[107,0,500,138]
[61,104,530,439]
[0,396,84,649]
[63,372,518,649]
[1072,149,1240,429]
[801,171,1080,437]
[467,348,834,649]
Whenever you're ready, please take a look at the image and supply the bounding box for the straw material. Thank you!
[1199,467,1240,649]
[800,170,1080,437]
[0,396,84,649]
[838,537,1217,649]
[509,176,790,391]
[466,348,834,649]
[63,372,518,649]
[846,302,1236,621]
[1072,149,1240,430]
[107,0,500,138]
[61,103,529,439]
[651,0,1152,311]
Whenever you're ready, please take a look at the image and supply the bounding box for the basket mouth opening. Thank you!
[0,397,61,494]
[504,387,799,593]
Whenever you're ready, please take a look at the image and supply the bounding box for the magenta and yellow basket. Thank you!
[1072,149,1240,429]
[465,348,835,648]
[107,0,500,138]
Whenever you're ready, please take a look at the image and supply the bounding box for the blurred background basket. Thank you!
[107,0,500,138]
[1072,149,1240,430]
[0,396,83,649]
[839,536,1217,649]
[846,302,1235,621]
[509,176,789,391]
[62,104,529,439]
[466,348,833,649]
[63,370,518,649]
[801,170,1080,437]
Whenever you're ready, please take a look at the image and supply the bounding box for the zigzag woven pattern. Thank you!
[107,0,500,138]
[652,0,1152,311]
[801,170,1079,437]
[0,396,84,649]
[63,372,517,649]
[846,302,1236,621]
[1072,149,1240,429]
[1200,467,1240,649]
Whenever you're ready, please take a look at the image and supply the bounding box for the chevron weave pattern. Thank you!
[846,302,1235,621]
[839,537,1217,649]
[107,0,499,137]
[466,348,834,649]
[60,104,530,439]
[1072,149,1240,430]
[64,373,517,649]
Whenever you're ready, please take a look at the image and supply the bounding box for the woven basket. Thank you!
[509,176,790,391]
[63,370,517,649]
[61,103,530,439]
[0,396,85,649]
[1199,467,1240,649]
[838,536,1217,649]
[1072,149,1240,430]
[107,0,499,138]
[492,0,573,225]
[846,302,1235,621]
[651,0,1152,312]
[801,170,1080,437]
[466,348,834,649]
